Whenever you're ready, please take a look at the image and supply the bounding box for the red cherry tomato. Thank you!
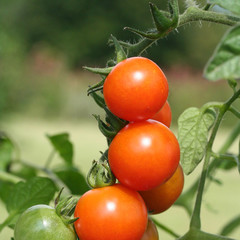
[141,218,159,240]
[152,101,172,127]
[103,57,169,121]
[108,120,180,191]
[139,165,184,214]
[74,184,148,240]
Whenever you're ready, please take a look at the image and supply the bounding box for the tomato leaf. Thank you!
[0,133,14,171]
[208,0,240,16]
[47,133,73,166]
[204,25,240,81]
[178,107,216,175]
[0,181,14,205]
[54,166,90,195]
[220,215,240,236]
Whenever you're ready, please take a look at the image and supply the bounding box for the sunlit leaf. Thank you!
[204,25,240,81]
[209,0,240,16]
[47,133,73,166]
[178,107,216,174]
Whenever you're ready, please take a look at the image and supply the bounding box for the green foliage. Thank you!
[178,107,216,174]
[47,133,73,166]
[209,0,240,15]
[204,25,240,81]
[0,177,57,231]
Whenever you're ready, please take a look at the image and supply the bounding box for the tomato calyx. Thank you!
[90,91,128,143]
[54,188,79,225]
[87,151,116,188]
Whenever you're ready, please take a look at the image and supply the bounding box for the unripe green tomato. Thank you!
[14,204,77,240]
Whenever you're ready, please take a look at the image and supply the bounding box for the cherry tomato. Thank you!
[139,165,184,214]
[141,218,159,240]
[74,184,148,240]
[14,205,77,240]
[108,120,180,191]
[152,101,172,127]
[103,57,168,122]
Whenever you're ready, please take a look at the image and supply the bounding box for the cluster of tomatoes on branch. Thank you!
[73,57,184,240]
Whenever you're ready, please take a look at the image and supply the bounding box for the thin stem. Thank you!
[190,88,240,229]
[0,170,23,183]
[152,218,180,238]
[179,7,240,27]
[20,160,71,194]
[228,106,240,119]
[44,150,55,168]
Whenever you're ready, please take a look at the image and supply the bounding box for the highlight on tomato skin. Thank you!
[139,165,184,215]
[151,101,172,127]
[103,57,169,122]
[108,120,180,191]
[74,184,148,240]
[141,218,159,240]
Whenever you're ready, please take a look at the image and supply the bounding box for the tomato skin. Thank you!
[103,57,168,122]
[141,218,159,240]
[152,101,172,127]
[14,205,76,240]
[139,165,184,214]
[108,120,180,191]
[74,184,148,240]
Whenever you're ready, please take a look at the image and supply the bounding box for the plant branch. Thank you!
[190,88,240,229]
[179,7,240,27]
[152,218,180,238]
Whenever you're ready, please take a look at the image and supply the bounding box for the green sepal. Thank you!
[110,35,127,63]
[83,66,113,76]
[125,0,179,40]
[89,91,106,109]
[150,3,172,32]
[87,79,104,95]
[93,114,117,139]
[87,155,116,189]
[104,108,127,133]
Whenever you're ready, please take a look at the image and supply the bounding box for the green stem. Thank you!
[152,218,180,238]
[44,150,55,168]
[228,106,240,119]
[190,88,240,229]
[20,160,71,194]
[179,7,240,27]
[0,170,23,183]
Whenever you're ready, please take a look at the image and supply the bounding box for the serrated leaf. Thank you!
[204,25,240,81]
[7,177,57,214]
[220,215,240,236]
[0,134,14,170]
[54,166,89,195]
[47,133,73,165]
[209,0,240,15]
[0,177,57,230]
[178,107,216,174]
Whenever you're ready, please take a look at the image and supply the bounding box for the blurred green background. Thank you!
[0,0,240,239]
[0,0,235,123]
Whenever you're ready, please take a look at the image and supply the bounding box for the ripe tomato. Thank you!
[139,165,184,214]
[74,184,148,240]
[14,205,77,240]
[152,101,172,127]
[103,57,168,122]
[108,120,180,191]
[141,218,159,240]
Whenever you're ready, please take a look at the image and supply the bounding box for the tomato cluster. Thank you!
[74,57,184,240]
[13,57,183,240]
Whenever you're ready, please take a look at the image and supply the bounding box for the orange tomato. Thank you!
[139,165,184,214]
[141,218,159,240]
[152,101,172,127]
